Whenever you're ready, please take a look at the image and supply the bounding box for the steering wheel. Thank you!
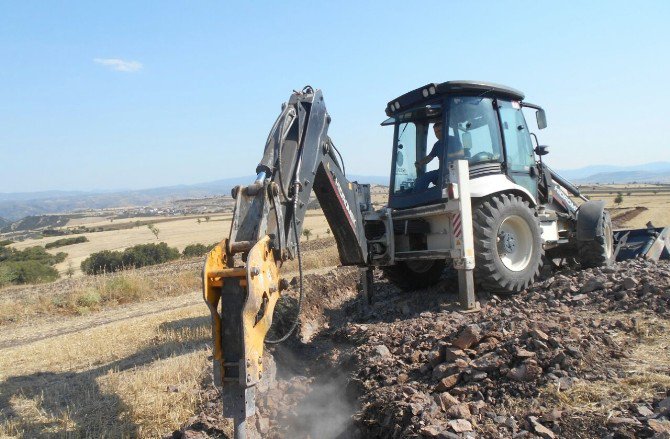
[470,151,494,162]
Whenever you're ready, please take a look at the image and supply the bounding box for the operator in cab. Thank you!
[414,120,468,192]
[414,122,444,192]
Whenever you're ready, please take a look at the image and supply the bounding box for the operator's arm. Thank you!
[415,141,439,169]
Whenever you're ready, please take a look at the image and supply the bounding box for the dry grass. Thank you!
[0,238,340,328]
[0,305,211,438]
[0,237,343,437]
[0,264,201,326]
[531,316,670,415]
[10,214,233,277]
[282,238,341,273]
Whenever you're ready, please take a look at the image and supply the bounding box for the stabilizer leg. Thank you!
[457,268,477,310]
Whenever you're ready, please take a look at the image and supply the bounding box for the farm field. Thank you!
[581,184,670,229]
[7,183,668,277]
[9,210,335,277]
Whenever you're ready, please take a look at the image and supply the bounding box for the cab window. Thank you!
[447,97,503,165]
[498,100,535,171]
[392,122,417,194]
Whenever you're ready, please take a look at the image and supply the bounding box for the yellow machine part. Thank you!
[203,239,233,380]
[202,236,280,386]
[241,236,280,386]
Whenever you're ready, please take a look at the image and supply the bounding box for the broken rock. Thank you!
[452,324,482,350]
[436,392,460,411]
[256,416,270,435]
[435,374,460,392]
[446,403,471,419]
[658,397,670,414]
[472,352,505,371]
[648,419,670,434]
[373,344,391,358]
[448,419,473,433]
[444,347,468,362]
[529,416,556,439]
[581,277,606,293]
[607,416,641,426]
[530,328,550,342]
[636,405,654,418]
[507,362,542,382]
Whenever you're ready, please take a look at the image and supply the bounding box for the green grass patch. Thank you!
[81,242,180,275]
[0,246,66,287]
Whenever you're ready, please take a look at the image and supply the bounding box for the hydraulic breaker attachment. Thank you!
[203,235,281,439]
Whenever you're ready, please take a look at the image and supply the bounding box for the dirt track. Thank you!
[0,294,201,350]
[612,206,649,228]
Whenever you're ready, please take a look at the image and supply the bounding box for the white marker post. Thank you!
[448,160,477,310]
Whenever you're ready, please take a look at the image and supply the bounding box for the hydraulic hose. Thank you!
[265,192,303,344]
[276,108,296,202]
[330,138,346,177]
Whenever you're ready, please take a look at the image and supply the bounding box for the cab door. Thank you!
[497,100,538,200]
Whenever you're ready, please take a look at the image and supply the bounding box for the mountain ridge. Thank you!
[0,174,388,221]
[1,164,668,222]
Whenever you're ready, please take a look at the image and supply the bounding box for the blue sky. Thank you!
[1,1,669,192]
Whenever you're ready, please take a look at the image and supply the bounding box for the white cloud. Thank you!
[94,58,143,72]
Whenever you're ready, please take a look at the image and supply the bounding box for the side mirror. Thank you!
[534,145,549,156]
[536,109,548,129]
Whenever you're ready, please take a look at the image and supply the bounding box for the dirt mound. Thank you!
[269,267,358,343]
[174,260,670,439]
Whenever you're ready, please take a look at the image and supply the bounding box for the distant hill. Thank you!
[4,163,669,222]
[0,174,388,222]
[1,215,71,234]
[574,171,670,184]
[557,161,670,183]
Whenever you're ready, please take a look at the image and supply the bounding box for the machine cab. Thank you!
[385,81,544,210]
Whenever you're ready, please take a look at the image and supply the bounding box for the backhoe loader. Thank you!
[202,81,617,438]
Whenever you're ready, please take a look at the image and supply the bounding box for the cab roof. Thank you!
[385,80,525,116]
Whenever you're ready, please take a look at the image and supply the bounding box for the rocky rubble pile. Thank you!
[341,260,670,438]
[530,258,670,315]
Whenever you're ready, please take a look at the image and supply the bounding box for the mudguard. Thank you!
[576,200,607,241]
[468,174,537,206]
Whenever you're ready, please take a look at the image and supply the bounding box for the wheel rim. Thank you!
[405,260,436,273]
[497,215,534,272]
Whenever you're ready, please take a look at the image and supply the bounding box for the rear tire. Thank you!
[382,260,446,291]
[473,194,544,293]
[578,211,614,268]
